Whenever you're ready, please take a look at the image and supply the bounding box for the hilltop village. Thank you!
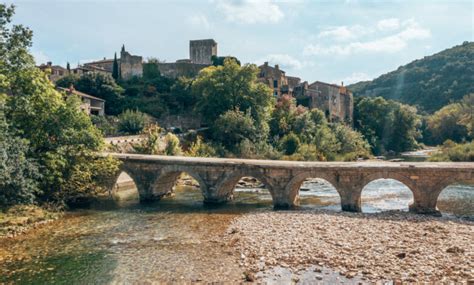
[38,39,353,124]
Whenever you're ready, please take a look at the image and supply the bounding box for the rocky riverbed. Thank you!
[226,210,474,283]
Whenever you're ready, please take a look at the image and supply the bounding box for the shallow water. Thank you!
[0,179,472,283]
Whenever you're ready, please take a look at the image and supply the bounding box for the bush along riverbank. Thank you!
[0,205,62,238]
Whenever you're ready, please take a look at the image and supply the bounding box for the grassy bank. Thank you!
[0,205,62,238]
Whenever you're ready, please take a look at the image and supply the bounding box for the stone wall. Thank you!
[190,39,217,65]
[120,49,143,80]
[157,114,202,130]
[156,62,209,79]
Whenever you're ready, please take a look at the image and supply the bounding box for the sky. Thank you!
[8,0,474,84]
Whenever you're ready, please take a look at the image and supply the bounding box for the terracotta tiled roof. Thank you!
[57,87,105,102]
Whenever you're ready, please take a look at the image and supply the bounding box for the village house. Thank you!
[38,62,68,82]
[257,63,353,124]
[57,86,105,116]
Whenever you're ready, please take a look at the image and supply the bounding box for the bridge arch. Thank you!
[436,181,474,216]
[152,165,207,199]
[361,172,417,193]
[360,172,417,213]
[285,171,341,207]
[216,170,276,202]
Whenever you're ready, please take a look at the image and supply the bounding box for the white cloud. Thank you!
[31,50,49,65]
[304,19,431,56]
[318,25,369,42]
[261,54,304,70]
[215,0,284,24]
[339,72,373,85]
[189,14,211,29]
[377,18,400,31]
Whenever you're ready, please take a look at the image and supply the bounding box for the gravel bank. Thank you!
[226,210,473,283]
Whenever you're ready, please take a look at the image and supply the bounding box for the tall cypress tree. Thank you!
[66,62,70,73]
[112,52,119,80]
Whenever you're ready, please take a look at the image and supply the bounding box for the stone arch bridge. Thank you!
[108,153,474,215]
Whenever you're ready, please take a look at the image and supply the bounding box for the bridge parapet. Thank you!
[108,153,474,215]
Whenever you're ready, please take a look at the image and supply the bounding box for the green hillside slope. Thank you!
[348,41,474,113]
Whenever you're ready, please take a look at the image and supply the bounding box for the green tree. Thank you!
[66,62,70,73]
[354,96,420,154]
[424,94,473,144]
[193,58,274,129]
[1,4,120,205]
[212,109,260,151]
[0,95,41,206]
[331,123,371,160]
[112,52,119,80]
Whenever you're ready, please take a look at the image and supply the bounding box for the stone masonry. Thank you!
[108,153,474,216]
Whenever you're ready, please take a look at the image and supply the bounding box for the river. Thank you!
[1,175,472,283]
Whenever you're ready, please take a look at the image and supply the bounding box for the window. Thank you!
[274,91,278,97]
[273,80,278,88]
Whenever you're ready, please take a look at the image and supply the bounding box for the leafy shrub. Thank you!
[278,133,300,155]
[117,109,149,135]
[164,133,182,156]
[429,141,474,162]
[132,124,163,155]
[91,115,118,136]
[186,136,216,157]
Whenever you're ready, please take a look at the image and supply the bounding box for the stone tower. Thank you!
[120,45,143,80]
[189,39,217,65]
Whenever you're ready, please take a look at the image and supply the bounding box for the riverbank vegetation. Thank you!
[1,5,120,213]
[429,140,474,162]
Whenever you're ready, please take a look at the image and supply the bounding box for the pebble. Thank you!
[226,209,474,283]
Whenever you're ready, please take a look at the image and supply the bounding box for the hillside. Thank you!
[348,41,474,113]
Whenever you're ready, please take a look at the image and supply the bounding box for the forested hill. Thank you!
[348,41,474,113]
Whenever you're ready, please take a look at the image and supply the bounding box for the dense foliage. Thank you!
[423,94,473,145]
[57,72,124,115]
[0,97,41,205]
[349,42,474,113]
[354,96,421,155]
[194,59,275,127]
[429,140,474,162]
[0,4,120,207]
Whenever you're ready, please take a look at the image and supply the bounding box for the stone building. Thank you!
[258,62,293,97]
[80,45,143,80]
[71,64,110,76]
[257,62,353,123]
[38,62,68,82]
[119,45,143,80]
[156,39,218,78]
[83,58,114,73]
[295,81,353,124]
[190,39,217,65]
[58,86,105,116]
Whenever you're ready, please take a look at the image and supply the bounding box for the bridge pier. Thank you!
[408,184,443,216]
[202,187,234,204]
